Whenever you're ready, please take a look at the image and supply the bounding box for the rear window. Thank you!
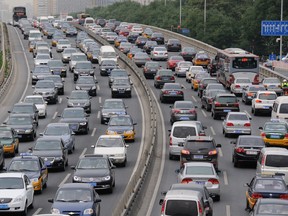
[279,104,288,114]
[228,114,248,121]
[217,96,237,103]
[265,155,288,167]
[185,141,214,150]
[165,200,198,216]
[173,126,196,138]
[259,93,277,100]
[238,137,265,146]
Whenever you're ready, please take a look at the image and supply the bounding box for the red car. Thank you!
[119,28,130,37]
[167,56,184,71]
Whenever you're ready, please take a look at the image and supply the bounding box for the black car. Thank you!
[108,69,130,88]
[9,102,39,127]
[67,90,92,113]
[100,60,118,76]
[151,32,165,44]
[59,108,90,134]
[75,76,97,96]
[170,101,197,124]
[73,61,95,82]
[198,78,218,98]
[43,75,64,95]
[33,80,58,104]
[30,137,68,171]
[242,85,266,105]
[230,135,265,167]
[71,154,116,193]
[154,69,175,89]
[47,60,67,77]
[100,99,127,124]
[165,38,182,52]
[201,89,226,111]
[211,93,239,119]
[160,83,184,103]
[143,41,158,54]
[179,46,197,61]
[127,32,139,43]
[179,136,221,170]
[31,65,51,85]
[135,36,149,48]
[143,61,160,79]
[250,198,288,216]
[111,77,132,98]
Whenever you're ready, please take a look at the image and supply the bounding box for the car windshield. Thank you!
[48,61,63,67]
[185,166,214,175]
[9,160,39,172]
[0,130,13,139]
[72,55,87,61]
[35,81,54,88]
[254,179,286,191]
[103,101,124,109]
[7,117,31,125]
[62,109,85,118]
[227,114,248,121]
[102,52,117,58]
[44,76,62,83]
[173,127,197,138]
[0,177,24,189]
[96,137,124,147]
[197,54,209,59]
[248,86,266,91]
[24,97,44,104]
[77,158,108,169]
[217,96,237,103]
[12,105,33,113]
[34,140,61,150]
[265,155,288,167]
[238,137,264,146]
[257,203,288,215]
[56,189,92,202]
[34,66,50,73]
[77,77,94,84]
[45,126,70,135]
[165,200,198,216]
[264,123,287,132]
[69,91,89,99]
[263,79,280,84]
[109,116,132,126]
[259,93,277,100]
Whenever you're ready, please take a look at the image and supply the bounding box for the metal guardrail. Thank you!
[73,24,158,216]
[0,22,5,86]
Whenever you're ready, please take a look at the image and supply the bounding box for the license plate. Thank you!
[163,77,169,80]
[44,161,51,166]
[193,155,203,159]
[119,90,125,93]
[263,106,270,109]
[246,151,258,155]
[0,204,8,209]
[71,125,77,130]
[180,117,189,120]
[270,135,280,139]
[89,182,97,186]
[224,109,231,112]
[170,92,177,95]
[17,134,22,138]
[195,181,205,185]
[235,130,242,133]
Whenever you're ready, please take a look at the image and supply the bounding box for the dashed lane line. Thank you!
[226,205,231,216]
[99,96,101,104]
[59,173,71,187]
[80,148,87,158]
[223,171,229,185]
[191,95,197,102]
[210,126,216,135]
[97,111,100,119]
[91,128,97,137]
[52,112,58,119]
[59,97,62,104]
[201,109,207,117]
[32,208,42,215]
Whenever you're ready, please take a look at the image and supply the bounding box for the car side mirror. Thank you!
[39,133,43,136]
[244,183,249,187]
[159,199,164,205]
[194,105,198,108]
[111,165,116,169]
[70,166,76,170]
[259,127,263,130]
[216,144,222,148]
[48,198,54,203]
[133,123,137,125]
[175,169,180,174]
[202,126,207,129]
[230,141,236,144]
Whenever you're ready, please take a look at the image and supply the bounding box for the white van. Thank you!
[84,17,95,27]
[168,121,206,160]
[28,30,42,41]
[271,96,288,121]
[98,46,118,65]
[66,16,73,22]
[256,147,288,184]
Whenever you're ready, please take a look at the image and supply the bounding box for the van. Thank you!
[271,96,288,121]
[98,46,118,65]
[169,121,206,160]
[66,16,73,22]
[159,189,208,216]
[256,147,288,184]
[28,30,42,41]
[84,17,95,27]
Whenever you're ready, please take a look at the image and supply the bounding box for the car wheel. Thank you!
[254,108,258,116]
[43,180,47,189]
[234,158,239,167]
[121,158,127,167]
[15,144,19,153]
[107,186,113,194]
[101,118,105,124]
[169,153,174,160]
[0,159,4,170]
[245,199,251,211]
[22,202,28,216]
[214,195,220,202]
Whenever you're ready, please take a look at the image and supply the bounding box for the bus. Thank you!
[12,6,27,26]
[77,13,90,25]
[215,48,260,89]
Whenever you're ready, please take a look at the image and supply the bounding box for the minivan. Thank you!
[271,96,288,121]
[28,29,42,41]
[168,121,206,160]
[84,17,95,27]
[98,46,118,65]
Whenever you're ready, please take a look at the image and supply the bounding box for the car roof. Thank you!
[59,183,93,189]
[14,102,35,106]
[98,134,123,139]
[36,136,62,141]
[165,189,202,199]
[216,93,236,97]
[184,162,214,167]
[186,136,213,141]
[46,123,69,127]
[256,198,288,204]
[0,172,25,178]
[9,113,33,118]
[82,154,109,159]
[172,121,201,126]
[261,147,288,154]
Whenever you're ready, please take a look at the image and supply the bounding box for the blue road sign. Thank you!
[261,20,288,36]
[269,54,277,61]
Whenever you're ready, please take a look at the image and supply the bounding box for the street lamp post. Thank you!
[179,0,182,27]
[204,0,207,35]
[280,0,283,60]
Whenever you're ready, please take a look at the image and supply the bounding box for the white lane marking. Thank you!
[80,148,87,158]
[99,96,102,104]
[191,95,197,102]
[97,85,100,90]
[223,171,229,185]
[59,173,71,187]
[59,98,62,104]
[91,128,96,137]
[182,85,186,89]
[226,205,231,216]
[52,112,58,119]
[210,126,216,135]
[244,110,252,119]
[97,111,100,119]
[201,109,207,117]
[218,148,223,157]
[32,208,42,215]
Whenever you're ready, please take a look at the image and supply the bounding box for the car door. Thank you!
[61,140,68,163]
[24,175,34,205]
[108,158,115,182]
[39,157,48,183]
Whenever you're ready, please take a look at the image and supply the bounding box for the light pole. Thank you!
[204,0,206,35]
[280,0,283,60]
[179,0,182,27]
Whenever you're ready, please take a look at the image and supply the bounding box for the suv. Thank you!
[179,136,221,170]
[211,93,239,119]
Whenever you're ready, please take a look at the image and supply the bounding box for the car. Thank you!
[230,78,251,96]
[211,93,240,119]
[100,99,127,124]
[75,76,97,96]
[47,60,67,77]
[87,47,100,63]
[262,77,283,95]
[154,69,175,88]
[150,47,168,61]
[170,101,197,124]
[69,53,87,72]
[30,137,68,171]
[9,102,39,126]
[245,174,288,211]
[160,83,184,103]
[249,198,288,216]
[179,46,197,61]
[43,75,65,95]
[114,35,128,48]
[92,135,128,167]
[242,85,266,105]
[165,38,181,52]
[176,162,220,201]
[0,172,34,215]
[179,135,221,170]
[230,135,265,167]
[259,119,288,147]
[167,56,185,71]
[99,60,118,76]
[143,40,158,54]
[142,27,153,38]
[61,48,77,63]
[65,26,77,36]
[71,154,116,193]
[108,69,130,88]
[51,33,65,47]
[31,65,51,85]
[132,52,151,67]
[197,78,218,98]
[59,108,90,134]
[205,83,225,92]
[67,90,92,113]
[6,153,48,193]
[118,42,132,54]
[174,61,193,77]
[118,28,130,37]
[127,47,143,60]
[135,36,148,48]
[48,183,101,215]
[143,61,160,79]
[23,95,48,118]
[40,123,75,154]
[111,77,133,98]
[56,39,71,52]
[34,47,51,58]
[251,91,277,116]
[193,51,211,68]
[33,80,58,104]
[201,89,226,112]
[222,112,252,137]
[186,66,206,83]
[73,61,95,82]
[33,41,51,58]
[191,72,210,91]
[0,126,19,156]
[150,32,165,44]
[34,53,52,66]
[131,25,143,34]
[106,114,136,142]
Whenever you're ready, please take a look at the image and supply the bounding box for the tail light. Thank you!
[198,201,203,214]
[146,58,151,60]
[253,74,260,84]
[163,90,169,94]
[200,84,204,88]
[208,98,214,104]
[182,52,187,55]
[144,68,147,72]
[208,149,217,155]
[251,193,262,199]
[247,92,254,96]
[196,80,200,83]
[261,132,266,137]
[156,76,161,80]
[285,134,288,138]
[280,194,288,199]
[170,76,175,81]
[229,75,235,84]
[208,178,219,184]
[189,109,196,114]
[215,102,221,107]
[154,52,158,54]
[235,85,240,88]
[161,199,166,214]
[181,149,190,155]
[169,136,172,146]
[181,178,193,184]
[255,99,262,103]
[234,103,239,107]
[226,122,234,126]
[172,109,181,114]
[235,147,246,153]
[244,123,251,127]
[264,84,268,88]
[261,155,266,166]
[177,91,183,95]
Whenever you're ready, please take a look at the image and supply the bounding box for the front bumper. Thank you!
[0,200,26,212]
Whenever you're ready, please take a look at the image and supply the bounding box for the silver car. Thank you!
[177,162,220,201]
[262,77,283,96]
[174,61,193,77]
[61,48,77,63]
[150,47,168,61]
[56,39,72,52]
[222,112,252,137]
[230,78,251,96]
[34,54,52,66]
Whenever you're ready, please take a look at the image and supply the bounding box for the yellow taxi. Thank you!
[193,51,211,68]
[0,126,19,156]
[259,119,288,147]
[6,153,48,193]
[191,72,210,91]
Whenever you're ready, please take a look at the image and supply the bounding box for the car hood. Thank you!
[60,118,86,123]
[94,147,125,155]
[0,189,25,198]
[34,88,55,93]
[76,84,95,89]
[107,126,133,132]
[74,168,110,177]
[111,84,130,89]
[32,149,63,157]
[102,108,126,115]
[42,134,71,142]
[52,201,93,212]
[68,99,89,103]
[74,69,94,73]
[6,124,33,130]
[50,66,65,70]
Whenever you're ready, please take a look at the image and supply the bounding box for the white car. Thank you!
[186,66,205,83]
[69,53,87,72]
[251,91,277,116]
[230,78,251,96]
[34,54,52,65]
[222,112,252,137]
[0,172,34,215]
[92,135,128,167]
[177,162,220,201]
[105,32,118,43]
[131,25,143,34]
[56,39,71,52]
[174,61,193,77]
[150,47,168,61]
[23,95,48,118]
